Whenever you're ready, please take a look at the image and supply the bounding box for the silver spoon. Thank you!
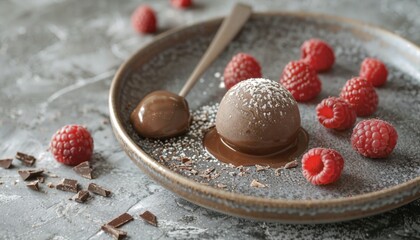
[130,3,252,139]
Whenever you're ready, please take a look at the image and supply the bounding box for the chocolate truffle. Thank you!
[215,78,301,155]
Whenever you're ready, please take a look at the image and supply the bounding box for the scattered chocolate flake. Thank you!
[228,171,237,177]
[250,179,267,188]
[18,169,44,181]
[26,180,40,191]
[0,159,13,169]
[56,179,79,193]
[211,173,220,179]
[107,213,133,228]
[88,183,111,197]
[0,182,4,185]
[73,161,93,179]
[204,167,215,175]
[177,165,192,171]
[180,157,191,163]
[37,176,45,183]
[284,160,298,169]
[101,224,127,240]
[47,182,55,188]
[73,190,90,203]
[255,165,270,172]
[15,152,36,166]
[190,169,198,175]
[140,211,158,227]
[275,168,282,176]
[159,156,166,161]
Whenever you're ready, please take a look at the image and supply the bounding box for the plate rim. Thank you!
[109,11,420,216]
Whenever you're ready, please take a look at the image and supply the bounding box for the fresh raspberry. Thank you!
[223,53,262,89]
[351,119,398,158]
[316,97,356,130]
[301,39,335,72]
[171,0,192,8]
[50,125,94,166]
[131,5,157,34]
[339,77,378,117]
[359,58,388,87]
[279,61,321,102]
[301,148,344,185]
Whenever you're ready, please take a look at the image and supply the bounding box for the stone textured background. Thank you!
[0,0,419,239]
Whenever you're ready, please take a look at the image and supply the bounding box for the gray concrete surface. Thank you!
[0,0,419,239]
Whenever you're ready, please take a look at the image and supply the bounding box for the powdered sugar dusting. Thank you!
[226,78,297,123]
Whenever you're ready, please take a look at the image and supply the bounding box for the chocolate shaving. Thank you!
[140,211,158,227]
[255,165,270,172]
[284,160,298,169]
[73,161,93,179]
[274,168,281,176]
[180,157,190,163]
[88,183,111,197]
[15,152,36,166]
[47,182,55,188]
[107,213,133,228]
[18,169,44,181]
[250,179,267,188]
[73,190,90,203]
[26,180,40,191]
[204,167,215,175]
[56,178,79,193]
[190,169,198,175]
[0,159,13,169]
[101,224,127,240]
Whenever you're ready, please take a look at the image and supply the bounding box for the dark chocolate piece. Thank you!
[140,211,158,227]
[26,180,40,191]
[73,161,93,179]
[15,152,36,166]
[88,183,111,197]
[284,160,298,169]
[18,169,44,181]
[101,224,127,240]
[107,213,133,228]
[73,190,90,203]
[56,179,78,193]
[0,159,13,169]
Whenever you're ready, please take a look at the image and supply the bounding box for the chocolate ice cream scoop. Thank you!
[215,78,301,155]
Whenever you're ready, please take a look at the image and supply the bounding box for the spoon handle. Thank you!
[178,3,252,97]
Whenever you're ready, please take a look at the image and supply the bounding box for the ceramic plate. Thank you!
[109,12,420,223]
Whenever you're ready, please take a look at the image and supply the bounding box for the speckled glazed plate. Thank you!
[109,12,420,223]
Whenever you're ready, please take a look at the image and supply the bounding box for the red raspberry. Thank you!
[339,77,378,117]
[223,53,262,89]
[301,39,335,72]
[359,58,388,87]
[50,125,94,166]
[171,0,192,8]
[351,119,398,158]
[316,97,356,130]
[131,5,157,34]
[279,61,321,102]
[302,148,344,185]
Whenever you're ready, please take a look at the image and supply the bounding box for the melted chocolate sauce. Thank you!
[203,127,309,168]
